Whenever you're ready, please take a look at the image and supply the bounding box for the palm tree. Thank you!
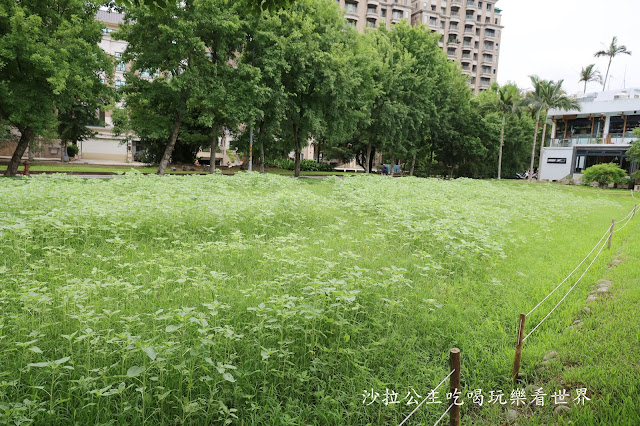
[578,64,602,93]
[594,36,631,91]
[479,83,523,179]
[525,76,580,182]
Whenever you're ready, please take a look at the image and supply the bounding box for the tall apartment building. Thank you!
[411,0,502,93]
[335,0,503,94]
[336,0,413,32]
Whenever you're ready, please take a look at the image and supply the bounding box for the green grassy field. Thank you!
[0,174,638,425]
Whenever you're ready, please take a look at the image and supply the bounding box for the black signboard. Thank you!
[547,158,567,164]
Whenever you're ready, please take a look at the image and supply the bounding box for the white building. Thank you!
[82,10,133,162]
[540,89,640,181]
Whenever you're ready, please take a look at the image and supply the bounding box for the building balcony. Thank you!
[549,134,637,147]
[484,32,497,40]
[367,0,379,6]
[390,11,404,23]
[345,10,359,20]
[461,53,472,59]
[465,15,475,23]
[447,39,460,46]
[449,14,460,23]
[466,0,476,7]
[366,10,378,19]
[448,27,460,34]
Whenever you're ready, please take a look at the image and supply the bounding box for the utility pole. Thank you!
[249,127,254,171]
[248,37,255,172]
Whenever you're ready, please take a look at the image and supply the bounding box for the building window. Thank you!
[345,2,358,13]
[381,9,387,17]
[115,80,125,90]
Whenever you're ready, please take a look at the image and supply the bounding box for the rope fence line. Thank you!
[399,348,461,426]
[511,203,638,380]
[525,227,610,317]
[433,404,454,426]
[398,369,455,426]
[523,236,608,342]
[613,205,637,233]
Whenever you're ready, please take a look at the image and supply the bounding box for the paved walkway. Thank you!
[0,156,145,167]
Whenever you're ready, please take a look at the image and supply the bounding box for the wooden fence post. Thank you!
[512,314,527,382]
[449,348,461,426]
[608,219,615,249]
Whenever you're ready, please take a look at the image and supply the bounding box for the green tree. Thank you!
[269,0,353,177]
[478,83,524,179]
[525,76,580,182]
[117,0,221,175]
[578,64,602,93]
[193,0,264,173]
[385,22,454,176]
[627,128,640,164]
[0,0,113,176]
[594,36,631,91]
[113,0,290,13]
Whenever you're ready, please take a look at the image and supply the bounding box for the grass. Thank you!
[0,174,637,425]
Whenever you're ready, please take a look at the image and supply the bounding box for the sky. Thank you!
[497,0,640,95]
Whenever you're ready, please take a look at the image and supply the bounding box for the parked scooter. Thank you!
[516,170,538,180]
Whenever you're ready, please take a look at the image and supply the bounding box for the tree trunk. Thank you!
[528,110,541,183]
[293,124,301,178]
[369,147,375,174]
[365,143,372,174]
[537,114,548,182]
[5,128,33,177]
[158,112,184,176]
[603,58,612,92]
[28,143,34,162]
[409,152,417,176]
[259,124,265,174]
[209,124,218,174]
[498,114,506,180]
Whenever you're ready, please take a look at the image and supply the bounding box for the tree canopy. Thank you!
[0,0,113,176]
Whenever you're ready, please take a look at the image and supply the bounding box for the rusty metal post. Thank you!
[449,348,461,426]
[512,314,527,382]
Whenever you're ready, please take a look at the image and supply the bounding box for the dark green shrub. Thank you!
[270,158,334,172]
[582,163,626,187]
[631,170,640,185]
[66,144,79,157]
